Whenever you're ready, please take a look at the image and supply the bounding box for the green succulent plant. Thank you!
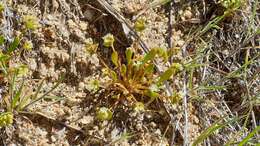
[102,34,183,106]
[96,107,113,121]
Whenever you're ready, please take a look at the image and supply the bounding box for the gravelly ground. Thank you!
[1,0,259,145]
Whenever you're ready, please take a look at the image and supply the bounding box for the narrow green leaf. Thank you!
[32,79,45,100]
[192,123,223,146]
[9,71,18,110]
[22,75,63,110]
[145,89,160,105]
[197,85,226,91]
[238,126,260,146]
[146,90,159,98]
[193,117,243,146]
[17,95,31,111]
[150,0,171,8]
[12,79,25,109]
[111,51,119,67]
[7,37,20,53]
[0,53,9,62]
[0,35,5,45]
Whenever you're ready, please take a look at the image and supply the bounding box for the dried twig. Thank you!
[181,44,189,146]
[19,111,83,132]
[166,1,174,50]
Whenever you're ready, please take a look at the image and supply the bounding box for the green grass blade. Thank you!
[238,126,260,146]
[0,35,5,45]
[7,37,20,53]
[197,85,226,91]
[9,71,18,108]
[192,123,224,146]
[11,79,25,109]
[192,117,243,146]
[23,76,63,110]
[17,95,31,111]
[31,79,45,100]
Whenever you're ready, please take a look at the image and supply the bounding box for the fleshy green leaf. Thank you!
[147,84,160,99]
[144,64,154,75]
[23,15,39,31]
[110,70,118,81]
[0,3,4,12]
[121,64,127,77]
[125,48,133,64]
[142,48,157,65]
[111,51,119,67]
[157,67,174,84]
[156,47,168,62]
